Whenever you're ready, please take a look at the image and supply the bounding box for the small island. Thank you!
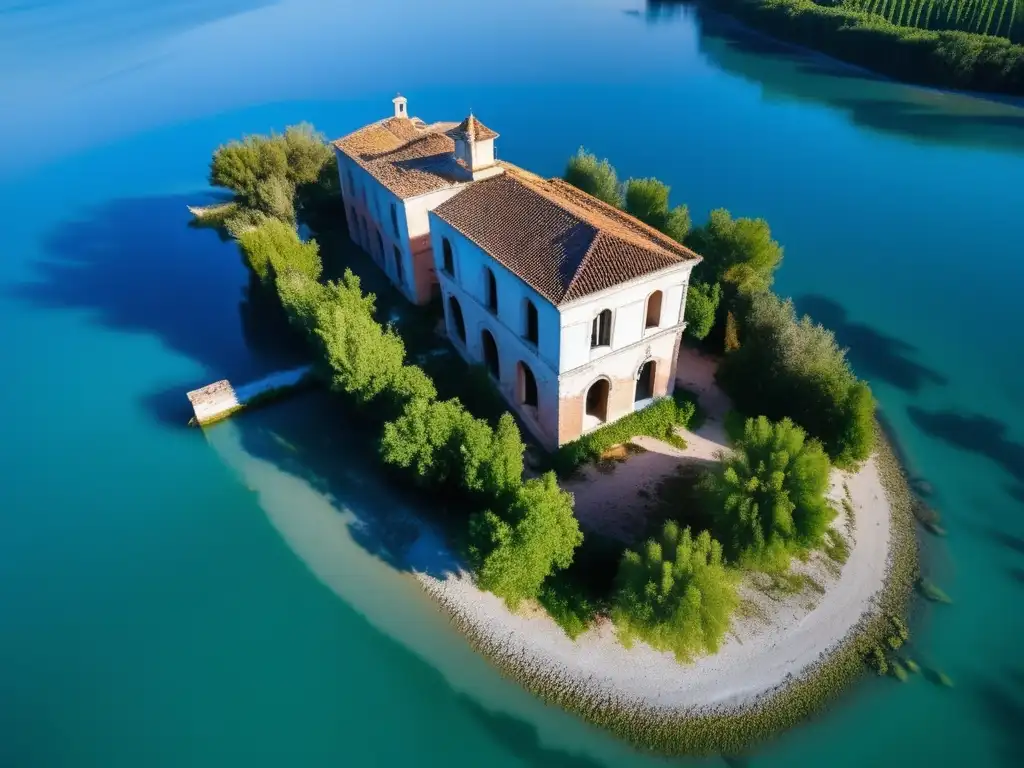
[696,0,1024,95]
[189,95,932,753]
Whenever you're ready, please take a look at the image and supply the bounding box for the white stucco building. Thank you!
[334,96,701,449]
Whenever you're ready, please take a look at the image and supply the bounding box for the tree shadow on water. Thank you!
[907,407,1024,496]
[796,295,947,393]
[974,668,1024,768]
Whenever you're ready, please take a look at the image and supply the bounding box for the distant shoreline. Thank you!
[699,0,1024,97]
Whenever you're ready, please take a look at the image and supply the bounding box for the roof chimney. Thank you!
[392,93,408,119]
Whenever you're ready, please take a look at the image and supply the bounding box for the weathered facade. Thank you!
[334,96,700,449]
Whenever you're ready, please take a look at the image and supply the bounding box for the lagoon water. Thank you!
[2,0,1024,765]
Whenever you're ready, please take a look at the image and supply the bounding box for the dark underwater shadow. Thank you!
[907,407,1024,488]
[974,668,1024,768]
[907,405,1024,516]
[795,294,947,393]
[9,193,304,427]
[638,2,1024,153]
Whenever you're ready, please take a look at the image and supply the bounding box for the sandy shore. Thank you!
[414,347,894,713]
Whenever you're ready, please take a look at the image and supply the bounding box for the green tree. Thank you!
[688,208,783,295]
[716,292,875,465]
[237,219,322,285]
[611,522,739,661]
[314,270,411,405]
[563,148,623,207]
[469,472,582,608]
[276,270,329,338]
[624,177,671,229]
[210,123,334,227]
[664,203,692,243]
[476,413,526,500]
[380,397,489,488]
[702,416,834,568]
[684,281,722,340]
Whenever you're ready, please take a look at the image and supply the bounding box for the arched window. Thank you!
[518,362,538,408]
[591,309,612,348]
[393,246,404,285]
[645,290,663,329]
[442,237,454,275]
[448,296,466,342]
[390,203,400,237]
[481,329,500,380]
[635,360,656,403]
[585,379,609,423]
[484,267,498,314]
[523,299,539,345]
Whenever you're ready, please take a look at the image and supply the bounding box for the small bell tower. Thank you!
[392,93,408,119]
[452,113,503,181]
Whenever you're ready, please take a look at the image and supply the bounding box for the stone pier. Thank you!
[186,365,314,426]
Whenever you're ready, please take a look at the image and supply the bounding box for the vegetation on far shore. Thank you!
[703,0,1024,95]
[194,128,921,754]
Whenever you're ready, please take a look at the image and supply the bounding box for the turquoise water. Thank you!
[2,0,1023,765]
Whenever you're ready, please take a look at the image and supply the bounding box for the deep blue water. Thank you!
[2,1,1024,766]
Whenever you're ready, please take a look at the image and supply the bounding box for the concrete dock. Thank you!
[186,365,314,426]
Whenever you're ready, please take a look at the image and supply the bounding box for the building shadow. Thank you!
[8,193,305,427]
[796,295,947,393]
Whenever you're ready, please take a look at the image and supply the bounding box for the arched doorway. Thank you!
[635,360,656,404]
[517,362,538,408]
[585,378,609,426]
[481,329,500,380]
[448,296,466,343]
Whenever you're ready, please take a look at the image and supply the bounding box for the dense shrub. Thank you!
[237,218,322,285]
[687,209,783,297]
[701,416,834,568]
[552,390,701,476]
[563,148,623,207]
[717,292,874,465]
[683,281,722,341]
[706,0,1024,94]
[469,472,583,608]
[210,123,334,227]
[611,522,739,661]
[380,400,524,500]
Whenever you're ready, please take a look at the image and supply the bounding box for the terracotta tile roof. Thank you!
[448,114,499,142]
[333,117,464,199]
[432,164,701,305]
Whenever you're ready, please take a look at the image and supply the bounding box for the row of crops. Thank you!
[837,0,1023,40]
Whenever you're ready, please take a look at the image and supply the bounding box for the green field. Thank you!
[838,0,1023,40]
